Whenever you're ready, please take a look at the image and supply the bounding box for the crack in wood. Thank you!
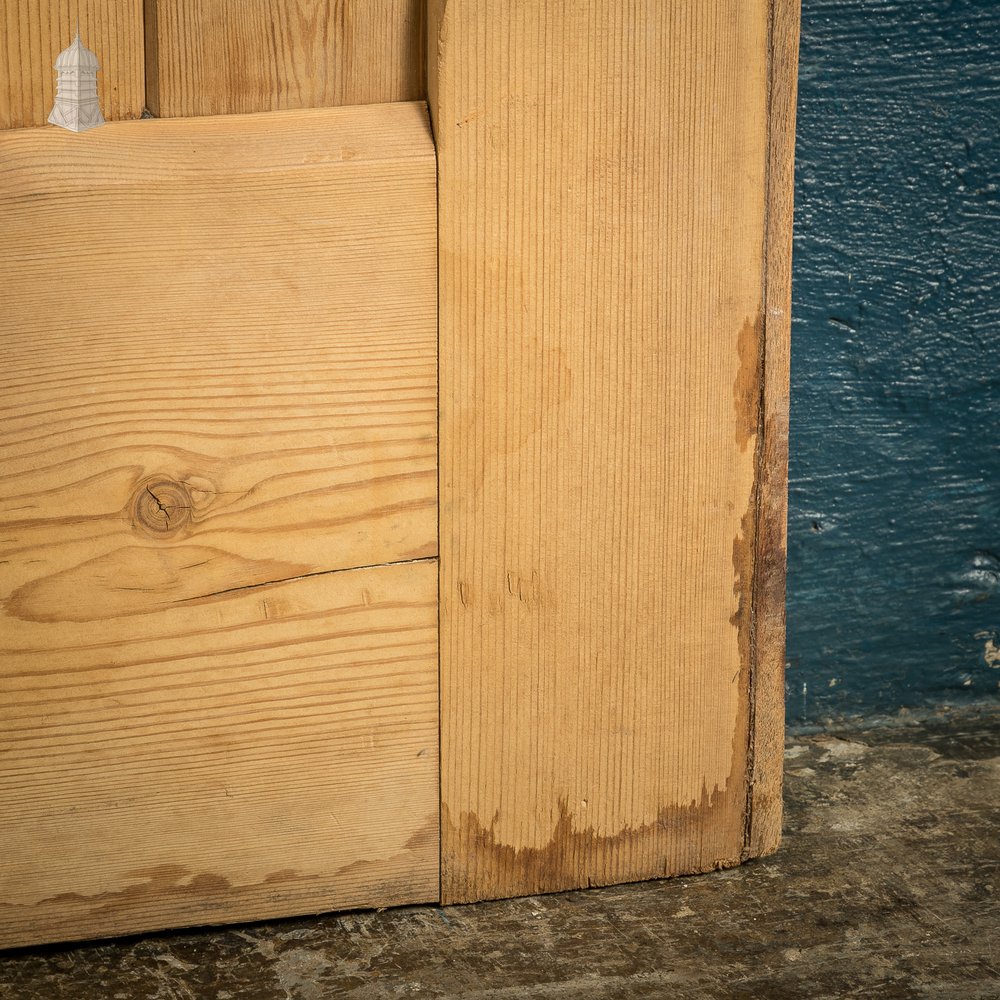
[178,556,438,603]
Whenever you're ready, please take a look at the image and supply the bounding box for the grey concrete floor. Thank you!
[1,707,997,999]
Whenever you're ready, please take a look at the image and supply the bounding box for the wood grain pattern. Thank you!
[0,560,440,948]
[747,0,800,860]
[0,0,144,129]
[430,0,784,902]
[0,101,439,946]
[145,0,425,118]
[0,102,437,621]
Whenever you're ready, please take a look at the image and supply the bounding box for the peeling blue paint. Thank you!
[787,0,1000,721]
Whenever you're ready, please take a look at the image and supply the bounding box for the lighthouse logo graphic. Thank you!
[49,26,105,132]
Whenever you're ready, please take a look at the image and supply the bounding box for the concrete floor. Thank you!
[1,707,997,999]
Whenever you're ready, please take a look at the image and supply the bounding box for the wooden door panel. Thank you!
[0,101,439,948]
[0,0,801,947]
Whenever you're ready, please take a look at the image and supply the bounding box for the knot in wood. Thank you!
[132,477,192,538]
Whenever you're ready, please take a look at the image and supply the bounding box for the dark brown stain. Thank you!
[755,413,790,636]
[12,814,440,947]
[442,677,753,907]
[143,0,160,115]
[34,815,438,916]
[33,864,228,910]
[732,306,778,856]
[731,481,758,699]
[733,312,764,452]
[744,411,791,857]
[733,320,790,857]
[442,774,748,905]
[732,474,759,857]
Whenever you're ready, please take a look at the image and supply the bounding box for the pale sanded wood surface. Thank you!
[430,0,788,902]
[145,0,425,118]
[0,561,440,949]
[0,102,436,619]
[0,102,438,947]
[0,0,144,129]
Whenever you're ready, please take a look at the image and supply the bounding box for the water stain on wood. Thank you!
[442,792,745,904]
[12,811,439,946]
[441,705,752,904]
[733,312,764,452]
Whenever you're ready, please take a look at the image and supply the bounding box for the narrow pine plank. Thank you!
[0,102,437,625]
[747,0,801,858]
[0,560,439,948]
[145,0,425,118]
[431,0,782,902]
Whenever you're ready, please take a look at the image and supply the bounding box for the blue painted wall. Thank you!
[786,0,1000,723]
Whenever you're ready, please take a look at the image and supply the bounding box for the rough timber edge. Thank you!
[744,0,801,862]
